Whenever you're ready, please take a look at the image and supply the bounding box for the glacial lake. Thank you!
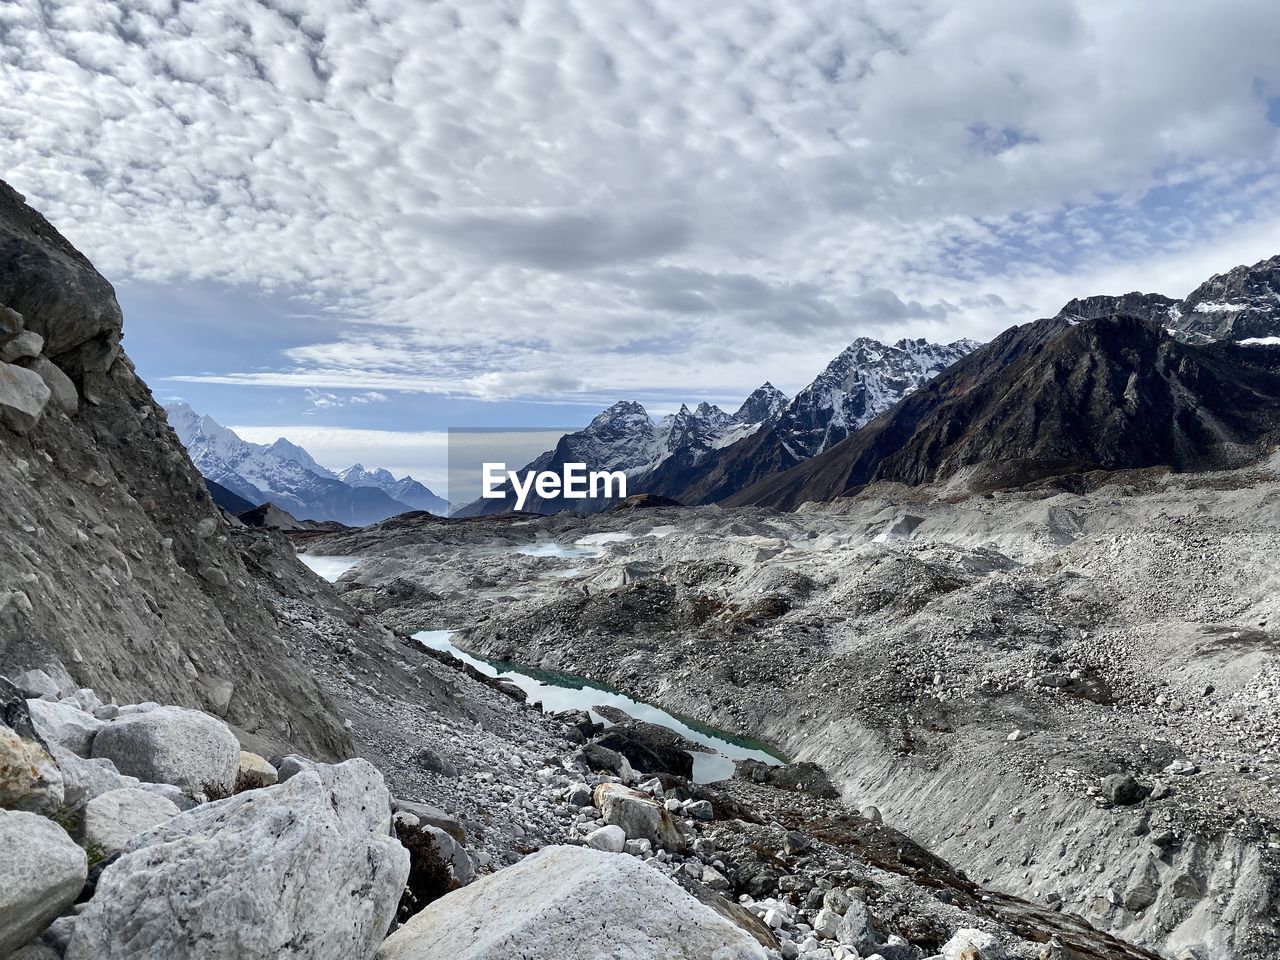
[297,552,785,782]
[414,629,784,783]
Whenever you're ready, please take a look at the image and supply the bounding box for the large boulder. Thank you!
[90,706,239,794]
[375,845,767,960]
[0,810,88,955]
[0,361,50,434]
[26,699,105,755]
[65,759,408,960]
[592,782,686,852]
[0,180,123,363]
[83,787,181,855]
[0,725,64,814]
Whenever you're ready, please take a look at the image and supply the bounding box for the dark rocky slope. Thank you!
[0,179,350,759]
[725,314,1280,509]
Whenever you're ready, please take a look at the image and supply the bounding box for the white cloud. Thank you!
[1,0,1279,403]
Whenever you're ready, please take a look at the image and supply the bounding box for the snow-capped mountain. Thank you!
[165,404,444,525]
[639,336,980,505]
[340,463,450,516]
[1057,255,1280,343]
[455,386,789,516]
[770,337,980,463]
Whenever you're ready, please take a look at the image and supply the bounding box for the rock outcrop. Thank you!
[0,179,351,760]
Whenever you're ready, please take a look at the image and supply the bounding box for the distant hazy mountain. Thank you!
[340,463,450,516]
[166,404,446,525]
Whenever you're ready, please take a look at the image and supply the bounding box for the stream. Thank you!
[299,550,786,783]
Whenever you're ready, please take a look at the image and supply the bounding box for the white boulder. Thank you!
[585,824,626,853]
[941,928,1007,960]
[375,844,767,960]
[83,786,182,855]
[90,705,239,794]
[65,759,408,960]
[26,699,104,755]
[0,810,88,956]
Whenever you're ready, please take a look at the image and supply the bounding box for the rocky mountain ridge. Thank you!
[340,463,450,516]
[725,314,1280,509]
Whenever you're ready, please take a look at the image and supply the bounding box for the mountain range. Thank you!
[453,384,789,516]
[458,336,980,515]
[166,403,447,525]
[457,253,1280,517]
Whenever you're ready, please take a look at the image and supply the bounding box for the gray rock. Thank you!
[0,329,42,363]
[1102,773,1150,806]
[685,799,714,820]
[580,741,636,783]
[48,741,140,809]
[0,304,20,344]
[90,705,240,794]
[566,782,593,807]
[11,669,59,702]
[0,810,88,956]
[394,799,466,843]
[65,759,407,960]
[375,844,768,960]
[26,698,105,755]
[940,928,1007,959]
[835,899,878,955]
[0,361,50,434]
[425,824,476,884]
[83,786,182,855]
[24,356,77,415]
[0,726,64,814]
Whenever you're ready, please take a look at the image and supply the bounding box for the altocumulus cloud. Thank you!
[1,0,1279,402]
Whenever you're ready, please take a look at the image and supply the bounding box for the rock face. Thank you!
[90,706,240,794]
[65,759,408,960]
[0,181,121,363]
[375,844,768,960]
[728,315,1280,507]
[1175,254,1280,341]
[0,810,88,956]
[0,180,352,761]
[82,786,182,855]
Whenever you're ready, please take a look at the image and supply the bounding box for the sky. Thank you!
[2,0,1279,484]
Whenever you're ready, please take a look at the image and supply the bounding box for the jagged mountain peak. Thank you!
[733,382,788,425]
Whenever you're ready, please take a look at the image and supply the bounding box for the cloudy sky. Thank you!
[2,0,1279,482]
